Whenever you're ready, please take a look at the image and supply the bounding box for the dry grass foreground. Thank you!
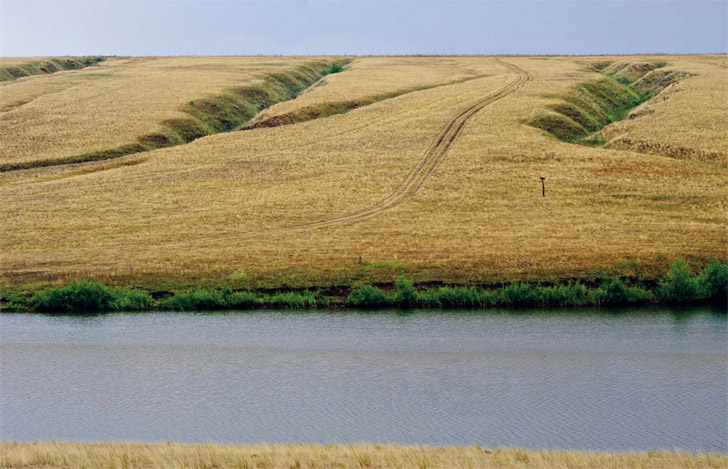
[1,442,726,469]
[1,55,726,289]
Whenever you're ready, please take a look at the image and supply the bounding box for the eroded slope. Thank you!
[0,57,335,168]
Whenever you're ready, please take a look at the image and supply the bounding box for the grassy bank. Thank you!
[1,442,725,469]
[1,259,725,313]
[528,60,690,144]
[0,57,104,81]
[1,59,349,171]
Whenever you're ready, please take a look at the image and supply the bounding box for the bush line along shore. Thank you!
[2,259,725,313]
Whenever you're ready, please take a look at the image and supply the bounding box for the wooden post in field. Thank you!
[540,177,546,197]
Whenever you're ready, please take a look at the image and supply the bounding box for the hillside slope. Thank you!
[1,55,725,289]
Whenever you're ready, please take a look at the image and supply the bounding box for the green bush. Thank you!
[697,261,728,302]
[591,278,652,306]
[657,259,701,304]
[323,63,343,75]
[348,285,392,308]
[15,258,727,313]
[30,281,116,313]
[394,275,417,307]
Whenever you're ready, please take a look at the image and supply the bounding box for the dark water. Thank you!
[1,308,726,452]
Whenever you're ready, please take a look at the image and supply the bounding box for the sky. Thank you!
[0,0,726,56]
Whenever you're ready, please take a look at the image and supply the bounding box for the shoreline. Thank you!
[1,259,725,313]
[1,442,725,468]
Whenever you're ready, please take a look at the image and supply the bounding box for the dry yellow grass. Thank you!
[1,442,725,469]
[0,55,725,289]
[251,56,499,125]
[0,56,321,165]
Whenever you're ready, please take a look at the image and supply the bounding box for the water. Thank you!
[1,308,726,452]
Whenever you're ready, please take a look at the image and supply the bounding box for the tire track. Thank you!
[260,59,531,233]
[120,60,530,249]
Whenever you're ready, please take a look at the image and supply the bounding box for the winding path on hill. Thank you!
[263,59,532,233]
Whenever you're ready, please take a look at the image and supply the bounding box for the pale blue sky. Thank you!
[1,1,726,56]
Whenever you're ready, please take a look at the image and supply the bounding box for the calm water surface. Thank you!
[1,308,726,451]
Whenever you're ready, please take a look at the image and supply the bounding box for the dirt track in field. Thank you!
[122,59,531,249]
[267,60,532,232]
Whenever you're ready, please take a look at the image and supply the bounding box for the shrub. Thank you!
[697,261,728,303]
[348,285,391,308]
[30,281,116,313]
[323,63,343,75]
[657,259,701,304]
[394,275,417,307]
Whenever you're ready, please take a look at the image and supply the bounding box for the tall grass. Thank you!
[161,288,317,311]
[6,259,725,313]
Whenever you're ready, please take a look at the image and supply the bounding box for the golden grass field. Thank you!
[0,55,726,289]
[0,57,327,166]
[1,442,726,469]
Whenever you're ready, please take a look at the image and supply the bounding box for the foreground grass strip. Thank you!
[2,259,725,313]
[0,57,104,82]
[1,442,725,469]
[0,60,349,172]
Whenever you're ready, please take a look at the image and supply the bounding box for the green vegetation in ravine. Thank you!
[528,60,692,145]
[322,63,344,75]
[2,259,725,313]
[0,57,104,82]
[0,59,351,172]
